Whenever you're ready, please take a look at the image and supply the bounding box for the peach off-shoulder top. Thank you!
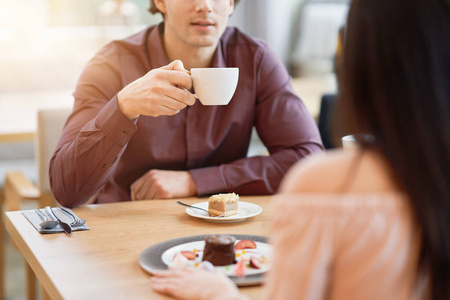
[263,193,426,300]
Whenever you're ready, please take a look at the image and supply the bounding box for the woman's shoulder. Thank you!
[271,193,408,220]
[280,148,399,194]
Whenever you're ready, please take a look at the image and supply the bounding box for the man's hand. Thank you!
[130,170,197,200]
[118,60,196,119]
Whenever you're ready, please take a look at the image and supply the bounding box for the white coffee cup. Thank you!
[191,67,239,105]
[341,134,375,150]
[341,135,358,150]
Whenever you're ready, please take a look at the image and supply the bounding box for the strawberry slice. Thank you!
[249,257,261,269]
[180,251,197,260]
[234,239,257,250]
[234,258,247,277]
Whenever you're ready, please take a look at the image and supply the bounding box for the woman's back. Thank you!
[280,148,397,195]
[264,149,425,299]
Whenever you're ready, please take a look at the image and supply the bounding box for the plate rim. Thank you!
[185,201,263,222]
[139,234,269,286]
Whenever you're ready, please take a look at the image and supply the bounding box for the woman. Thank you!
[151,0,450,299]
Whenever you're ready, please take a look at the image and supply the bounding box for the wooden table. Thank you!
[5,196,273,300]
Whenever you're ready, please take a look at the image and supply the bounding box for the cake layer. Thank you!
[208,193,239,217]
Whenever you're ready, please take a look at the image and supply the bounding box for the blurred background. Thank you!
[0,0,348,298]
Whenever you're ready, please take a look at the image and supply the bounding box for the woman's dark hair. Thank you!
[148,0,241,14]
[341,0,450,298]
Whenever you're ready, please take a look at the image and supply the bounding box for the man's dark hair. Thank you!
[148,0,241,14]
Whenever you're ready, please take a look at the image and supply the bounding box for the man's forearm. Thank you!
[189,142,323,196]
[49,97,137,207]
[49,129,128,207]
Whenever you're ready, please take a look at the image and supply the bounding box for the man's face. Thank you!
[156,0,234,49]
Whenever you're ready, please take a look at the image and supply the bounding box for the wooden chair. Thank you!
[2,107,71,300]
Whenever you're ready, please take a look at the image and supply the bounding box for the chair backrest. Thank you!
[35,108,72,194]
[318,94,338,149]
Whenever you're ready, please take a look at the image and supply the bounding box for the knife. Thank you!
[45,206,72,236]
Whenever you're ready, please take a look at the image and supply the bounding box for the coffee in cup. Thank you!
[191,67,239,105]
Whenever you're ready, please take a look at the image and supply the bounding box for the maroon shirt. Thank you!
[49,24,323,207]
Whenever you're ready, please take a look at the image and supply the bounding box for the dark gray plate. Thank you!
[139,234,269,286]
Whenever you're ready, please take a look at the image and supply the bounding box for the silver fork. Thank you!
[176,201,230,218]
[58,207,86,227]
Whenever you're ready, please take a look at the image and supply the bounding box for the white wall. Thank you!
[0,0,308,93]
[229,0,304,65]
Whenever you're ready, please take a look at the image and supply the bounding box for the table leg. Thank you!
[25,262,37,300]
[41,282,51,300]
[0,188,4,300]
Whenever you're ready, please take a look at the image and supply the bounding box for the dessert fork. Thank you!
[58,207,86,227]
[176,201,230,218]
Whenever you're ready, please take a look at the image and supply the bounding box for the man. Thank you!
[49,0,323,207]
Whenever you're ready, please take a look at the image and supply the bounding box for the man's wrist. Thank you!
[117,91,139,120]
[186,171,198,196]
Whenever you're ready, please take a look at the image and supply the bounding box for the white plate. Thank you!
[139,234,270,286]
[161,240,271,276]
[185,201,262,223]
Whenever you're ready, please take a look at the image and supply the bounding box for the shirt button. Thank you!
[122,130,130,136]
[102,164,107,169]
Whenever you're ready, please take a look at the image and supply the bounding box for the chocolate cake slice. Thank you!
[202,234,236,266]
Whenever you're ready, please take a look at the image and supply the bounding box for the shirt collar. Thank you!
[147,23,170,68]
[210,38,226,68]
[147,22,227,69]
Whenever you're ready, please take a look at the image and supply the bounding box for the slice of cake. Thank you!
[208,193,239,217]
